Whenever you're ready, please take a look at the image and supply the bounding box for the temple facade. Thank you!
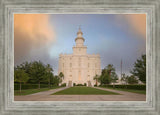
[58,28,101,87]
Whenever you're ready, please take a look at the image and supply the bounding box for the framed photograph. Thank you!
[0,0,160,115]
[13,13,146,101]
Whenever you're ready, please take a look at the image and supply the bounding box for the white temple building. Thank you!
[58,28,101,87]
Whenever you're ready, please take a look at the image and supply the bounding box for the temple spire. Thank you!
[75,26,85,46]
[77,25,83,37]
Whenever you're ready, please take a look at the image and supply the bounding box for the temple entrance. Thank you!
[87,75,90,81]
[78,71,82,84]
[68,81,72,87]
[87,81,92,87]
[68,75,72,87]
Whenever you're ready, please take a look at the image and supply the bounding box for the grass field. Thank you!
[52,86,120,95]
[14,86,62,95]
[100,87,146,94]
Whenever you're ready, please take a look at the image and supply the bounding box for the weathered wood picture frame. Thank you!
[0,0,160,115]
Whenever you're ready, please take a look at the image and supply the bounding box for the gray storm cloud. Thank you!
[14,14,56,66]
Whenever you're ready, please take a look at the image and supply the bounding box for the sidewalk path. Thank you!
[15,87,146,101]
[93,87,146,101]
[15,87,69,101]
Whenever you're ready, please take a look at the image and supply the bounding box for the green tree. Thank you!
[14,61,57,89]
[121,73,129,85]
[99,64,117,85]
[107,64,114,76]
[93,74,99,86]
[111,72,118,88]
[18,61,32,83]
[44,72,54,88]
[53,75,60,86]
[128,75,138,84]
[19,61,31,74]
[14,68,29,92]
[130,54,146,83]
[45,64,53,88]
[59,72,64,85]
[99,71,111,85]
[30,61,46,89]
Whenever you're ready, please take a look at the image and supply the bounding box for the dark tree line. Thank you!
[15,54,146,92]
[14,61,64,92]
[93,54,146,86]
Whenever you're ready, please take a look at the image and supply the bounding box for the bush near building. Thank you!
[61,83,66,87]
[76,84,84,86]
[73,83,87,86]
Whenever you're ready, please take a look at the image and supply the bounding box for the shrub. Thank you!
[61,83,66,87]
[76,84,84,86]
[14,84,48,90]
[40,84,50,88]
[94,84,97,87]
[73,83,76,86]
[52,84,59,87]
[99,84,107,87]
[84,83,87,86]
[99,84,146,90]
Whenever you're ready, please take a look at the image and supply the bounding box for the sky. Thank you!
[14,14,146,77]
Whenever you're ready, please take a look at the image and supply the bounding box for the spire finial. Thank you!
[75,25,85,42]
[77,25,83,37]
[79,25,81,30]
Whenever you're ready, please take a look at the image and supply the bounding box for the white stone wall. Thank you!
[59,54,101,86]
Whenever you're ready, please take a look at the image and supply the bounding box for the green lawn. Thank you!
[14,86,62,95]
[100,87,146,94]
[52,86,120,95]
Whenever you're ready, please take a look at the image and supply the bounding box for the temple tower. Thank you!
[58,27,101,87]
